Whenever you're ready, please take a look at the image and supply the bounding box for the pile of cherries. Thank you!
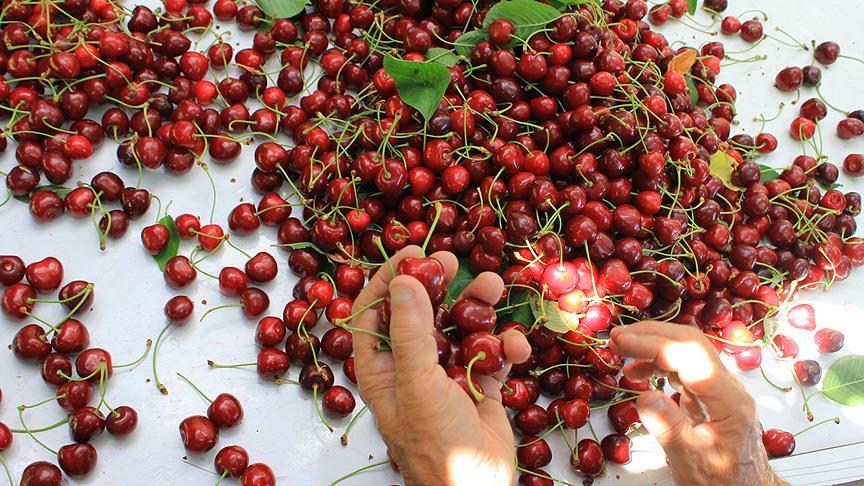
[2,0,863,481]
[1,255,140,482]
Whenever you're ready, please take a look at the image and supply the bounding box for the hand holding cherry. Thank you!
[352,246,531,485]
[609,321,786,486]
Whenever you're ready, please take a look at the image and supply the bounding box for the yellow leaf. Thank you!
[668,48,698,74]
[709,150,740,191]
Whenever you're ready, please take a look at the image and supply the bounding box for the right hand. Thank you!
[609,321,786,486]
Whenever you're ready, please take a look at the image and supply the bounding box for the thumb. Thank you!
[388,275,439,385]
[636,390,690,455]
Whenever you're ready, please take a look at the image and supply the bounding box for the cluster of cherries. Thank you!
[1,255,140,483]
[2,0,862,481]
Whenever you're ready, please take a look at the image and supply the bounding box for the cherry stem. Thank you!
[199,303,242,322]
[17,406,57,456]
[329,459,390,486]
[518,420,564,448]
[9,416,69,434]
[334,297,384,326]
[374,236,395,277]
[177,373,213,403]
[28,283,92,305]
[791,371,815,421]
[215,470,229,486]
[113,339,153,369]
[420,201,442,256]
[465,352,486,403]
[152,322,172,395]
[313,385,334,433]
[515,467,578,486]
[0,454,12,486]
[208,360,255,369]
[759,366,792,393]
[794,417,840,437]
[340,404,368,446]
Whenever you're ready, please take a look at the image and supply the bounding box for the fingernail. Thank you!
[390,282,415,304]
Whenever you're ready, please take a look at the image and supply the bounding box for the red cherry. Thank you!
[241,463,276,486]
[322,385,356,417]
[814,328,844,353]
[215,445,250,478]
[57,442,98,477]
[601,433,632,464]
[105,406,138,436]
[21,461,64,485]
[25,256,64,292]
[763,429,795,457]
[179,415,219,452]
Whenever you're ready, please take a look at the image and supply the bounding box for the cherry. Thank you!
[59,280,94,314]
[451,297,497,333]
[241,463,276,486]
[774,67,803,92]
[322,385,356,417]
[209,393,244,428]
[814,328,844,353]
[219,266,249,296]
[607,400,640,434]
[216,445,250,478]
[460,332,504,375]
[57,442,98,477]
[3,283,37,318]
[321,327,353,360]
[255,348,290,379]
[57,381,94,411]
[239,287,270,317]
[197,224,225,251]
[396,257,448,306]
[601,433,632,464]
[793,359,822,386]
[13,324,51,360]
[573,438,605,477]
[245,252,278,283]
[256,316,287,347]
[763,429,795,457]
[20,461,64,486]
[814,41,840,65]
[25,257,64,292]
[560,399,590,429]
[105,406,138,436]
[41,353,72,386]
[845,154,864,177]
[29,190,65,222]
[0,255,25,285]
[0,421,11,450]
[517,436,552,468]
[69,407,105,442]
[299,362,335,392]
[176,214,201,238]
[99,210,130,240]
[141,223,170,255]
[75,348,113,381]
[164,255,197,288]
[165,295,195,324]
[229,203,261,234]
[179,415,219,452]
[787,303,816,330]
[772,334,799,359]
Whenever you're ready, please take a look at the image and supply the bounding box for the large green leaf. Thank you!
[709,150,738,191]
[152,216,181,271]
[425,48,460,67]
[531,297,570,333]
[14,185,72,203]
[454,0,561,58]
[547,0,592,9]
[822,355,864,406]
[687,0,697,15]
[685,75,699,107]
[445,258,474,306]
[254,0,309,18]
[758,164,781,183]
[498,290,535,327]
[383,54,450,121]
[453,30,488,58]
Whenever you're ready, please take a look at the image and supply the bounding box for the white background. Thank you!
[2,1,864,485]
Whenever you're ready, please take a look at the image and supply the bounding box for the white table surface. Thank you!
[2,1,864,484]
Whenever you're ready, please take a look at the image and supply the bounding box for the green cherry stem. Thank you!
[0,453,12,486]
[9,416,69,434]
[340,405,368,446]
[152,323,172,395]
[794,417,840,437]
[176,373,214,403]
[113,340,153,369]
[17,405,57,456]
[329,460,390,486]
[465,352,486,403]
[313,385,334,433]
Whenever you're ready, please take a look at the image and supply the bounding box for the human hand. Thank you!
[351,246,531,486]
[609,321,785,486]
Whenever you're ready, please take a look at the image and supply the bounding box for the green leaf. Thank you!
[445,258,474,306]
[498,291,535,327]
[821,182,843,190]
[547,0,590,9]
[453,30,487,58]
[13,185,71,203]
[758,164,781,183]
[685,75,699,107]
[278,241,327,254]
[254,0,309,18]
[687,0,697,15]
[425,47,460,67]
[152,216,181,272]
[822,355,864,406]
[531,297,570,333]
[383,54,450,121]
[482,0,561,49]
[709,150,739,190]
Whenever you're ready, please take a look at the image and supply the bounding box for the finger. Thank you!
[388,275,440,386]
[635,390,690,456]
[428,250,459,283]
[678,389,707,424]
[622,360,660,380]
[612,324,743,420]
[352,246,426,411]
[500,329,531,365]
[476,394,514,444]
[457,272,505,305]
[475,374,502,402]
